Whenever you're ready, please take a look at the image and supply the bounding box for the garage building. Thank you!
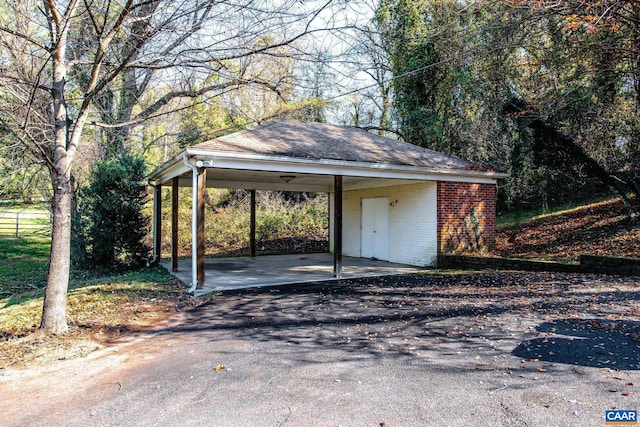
[147,119,506,291]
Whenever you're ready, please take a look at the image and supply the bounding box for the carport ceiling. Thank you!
[172,169,424,193]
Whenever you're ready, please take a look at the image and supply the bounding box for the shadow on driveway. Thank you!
[512,319,640,370]
[140,272,640,370]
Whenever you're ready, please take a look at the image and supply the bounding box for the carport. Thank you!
[147,119,505,292]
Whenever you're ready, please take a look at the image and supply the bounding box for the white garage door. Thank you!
[361,197,389,261]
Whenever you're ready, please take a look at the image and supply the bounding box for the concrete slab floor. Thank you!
[161,253,426,295]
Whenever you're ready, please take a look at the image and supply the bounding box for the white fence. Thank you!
[0,209,51,237]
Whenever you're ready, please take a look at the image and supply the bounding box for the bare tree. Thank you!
[341,22,394,134]
[322,0,395,135]
[0,0,342,334]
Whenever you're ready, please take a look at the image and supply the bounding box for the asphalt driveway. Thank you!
[2,271,639,426]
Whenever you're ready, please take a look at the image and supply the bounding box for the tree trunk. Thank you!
[40,1,73,334]
[40,172,72,334]
[504,98,640,219]
[529,119,639,218]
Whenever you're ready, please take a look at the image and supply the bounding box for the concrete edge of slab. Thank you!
[191,269,430,297]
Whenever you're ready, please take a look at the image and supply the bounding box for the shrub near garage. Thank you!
[75,154,151,269]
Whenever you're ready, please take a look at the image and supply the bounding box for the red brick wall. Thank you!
[437,181,496,254]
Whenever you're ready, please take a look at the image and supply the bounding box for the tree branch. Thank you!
[0,26,49,51]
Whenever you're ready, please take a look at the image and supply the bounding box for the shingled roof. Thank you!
[192,119,491,172]
[147,119,507,188]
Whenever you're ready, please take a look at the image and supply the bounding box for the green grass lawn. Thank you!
[0,237,51,298]
[0,237,188,345]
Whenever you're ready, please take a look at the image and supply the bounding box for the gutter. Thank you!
[147,149,508,187]
[184,148,510,180]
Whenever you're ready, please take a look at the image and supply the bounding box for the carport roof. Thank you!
[148,119,507,188]
[195,119,476,169]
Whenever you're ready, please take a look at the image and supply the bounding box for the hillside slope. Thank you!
[496,198,640,262]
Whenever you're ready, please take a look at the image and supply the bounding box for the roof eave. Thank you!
[147,153,189,185]
[147,149,509,186]
[184,148,509,180]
